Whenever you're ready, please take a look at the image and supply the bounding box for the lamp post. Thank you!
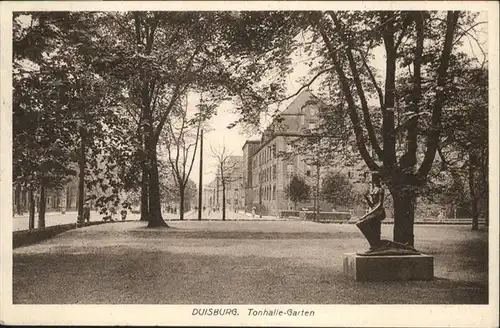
[197,127,203,221]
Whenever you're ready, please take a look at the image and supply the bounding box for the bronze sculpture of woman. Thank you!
[356,173,420,256]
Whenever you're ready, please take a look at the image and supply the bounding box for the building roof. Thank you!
[280,89,318,115]
[246,90,322,155]
[241,139,261,150]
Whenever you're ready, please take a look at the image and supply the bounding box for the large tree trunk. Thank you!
[140,164,149,221]
[77,125,86,223]
[179,185,185,220]
[15,183,23,215]
[391,186,417,246]
[66,186,71,211]
[147,145,168,228]
[38,183,47,229]
[28,187,35,229]
[22,188,28,213]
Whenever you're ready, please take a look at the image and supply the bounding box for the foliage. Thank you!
[13,11,487,236]
[321,172,361,208]
[13,12,152,220]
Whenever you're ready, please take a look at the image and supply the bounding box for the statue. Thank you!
[356,173,420,256]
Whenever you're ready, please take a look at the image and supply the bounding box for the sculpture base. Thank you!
[343,253,434,281]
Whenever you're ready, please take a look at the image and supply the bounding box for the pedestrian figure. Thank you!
[83,202,91,222]
[120,208,127,221]
[252,206,256,218]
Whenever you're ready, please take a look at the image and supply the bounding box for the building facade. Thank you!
[241,90,367,216]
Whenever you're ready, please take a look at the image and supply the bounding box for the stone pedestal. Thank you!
[343,253,434,281]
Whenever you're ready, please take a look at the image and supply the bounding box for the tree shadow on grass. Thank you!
[13,249,488,304]
[128,229,361,240]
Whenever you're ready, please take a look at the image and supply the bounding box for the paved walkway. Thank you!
[13,221,488,304]
[13,211,142,231]
[179,209,283,221]
[13,209,283,231]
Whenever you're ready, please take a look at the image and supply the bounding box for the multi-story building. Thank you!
[241,90,368,216]
[13,170,85,216]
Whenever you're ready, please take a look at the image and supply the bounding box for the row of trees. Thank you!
[13,11,289,227]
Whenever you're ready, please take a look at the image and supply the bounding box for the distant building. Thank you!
[13,173,85,215]
[203,156,245,212]
[12,156,129,216]
[240,90,368,216]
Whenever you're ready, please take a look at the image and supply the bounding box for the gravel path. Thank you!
[13,221,488,304]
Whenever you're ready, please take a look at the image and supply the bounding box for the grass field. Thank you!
[13,220,488,304]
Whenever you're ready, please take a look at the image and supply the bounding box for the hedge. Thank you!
[299,211,351,222]
[13,221,110,249]
[279,210,300,218]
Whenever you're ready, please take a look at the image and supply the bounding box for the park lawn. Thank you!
[13,221,488,304]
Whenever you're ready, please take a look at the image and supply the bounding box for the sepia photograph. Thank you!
[1,1,498,327]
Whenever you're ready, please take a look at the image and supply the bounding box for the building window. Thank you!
[272,185,276,200]
[273,165,276,180]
